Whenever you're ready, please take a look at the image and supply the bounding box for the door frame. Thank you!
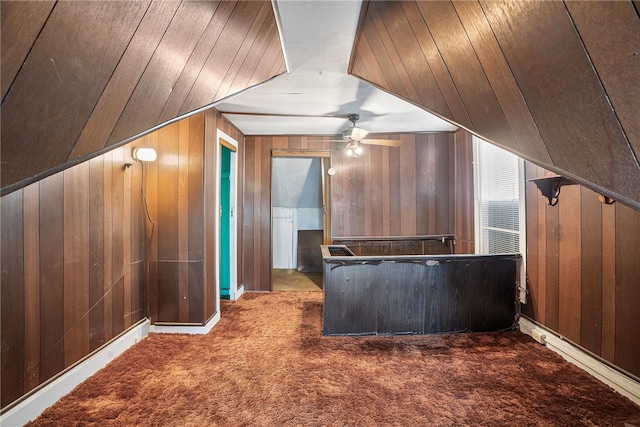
[270,149,332,290]
[215,129,240,309]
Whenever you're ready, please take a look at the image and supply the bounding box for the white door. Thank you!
[272,207,297,269]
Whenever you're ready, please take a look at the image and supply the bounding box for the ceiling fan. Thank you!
[334,114,401,157]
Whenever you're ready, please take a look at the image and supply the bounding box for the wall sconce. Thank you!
[132,147,157,162]
[125,147,157,168]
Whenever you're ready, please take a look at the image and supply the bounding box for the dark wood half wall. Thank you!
[242,131,474,291]
[351,1,640,210]
[0,0,285,193]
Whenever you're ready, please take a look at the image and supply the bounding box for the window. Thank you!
[473,137,525,257]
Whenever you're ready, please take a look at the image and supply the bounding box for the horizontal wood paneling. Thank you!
[1,0,283,193]
[0,141,146,409]
[351,0,640,210]
[525,163,640,379]
[242,131,474,291]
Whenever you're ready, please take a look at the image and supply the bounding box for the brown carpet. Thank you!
[30,292,640,426]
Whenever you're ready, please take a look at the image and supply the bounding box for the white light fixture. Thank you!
[132,147,157,162]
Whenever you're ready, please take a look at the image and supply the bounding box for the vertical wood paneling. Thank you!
[188,114,205,323]
[123,149,133,329]
[399,135,416,235]
[111,148,125,336]
[103,151,114,343]
[156,124,180,322]
[453,130,475,254]
[1,190,25,408]
[63,162,90,367]
[88,157,105,352]
[580,186,602,354]
[1,133,148,408]
[544,202,560,331]
[178,119,190,322]
[614,204,640,375]
[243,131,468,290]
[601,203,616,362]
[38,173,65,383]
[525,162,640,378]
[557,185,581,343]
[23,184,40,390]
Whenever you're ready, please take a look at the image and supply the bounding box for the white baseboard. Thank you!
[1,319,150,427]
[149,310,220,335]
[519,317,640,406]
[234,284,245,300]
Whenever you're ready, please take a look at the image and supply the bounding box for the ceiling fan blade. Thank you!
[360,139,401,147]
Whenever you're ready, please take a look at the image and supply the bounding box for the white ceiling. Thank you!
[215,0,457,136]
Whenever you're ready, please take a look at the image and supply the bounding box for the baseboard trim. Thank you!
[234,284,245,300]
[519,317,640,406]
[1,319,150,427]
[149,310,220,335]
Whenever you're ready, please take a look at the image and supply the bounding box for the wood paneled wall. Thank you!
[1,146,145,409]
[242,131,474,291]
[1,0,284,193]
[351,1,640,210]
[134,111,244,324]
[524,163,640,378]
[0,109,244,409]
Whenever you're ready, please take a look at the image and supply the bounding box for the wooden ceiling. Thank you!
[351,1,640,209]
[1,0,285,193]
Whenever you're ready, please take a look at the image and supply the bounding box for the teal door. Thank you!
[220,146,232,299]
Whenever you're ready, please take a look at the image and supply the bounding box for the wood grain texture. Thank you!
[351,0,640,209]
[243,132,470,291]
[453,130,475,254]
[1,190,25,408]
[71,0,179,160]
[1,1,148,188]
[524,162,640,378]
[323,255,519,336]
[480,0,640,201]
[565,1,640,160]
[614,203,640,376]
[2,0,283,194]
[23,184,41,391]
[0,0,55,99]
[0,132,150,408]
[580,186,602,355]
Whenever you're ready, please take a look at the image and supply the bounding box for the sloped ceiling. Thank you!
[1,0,285,194]
[351,0,640,209]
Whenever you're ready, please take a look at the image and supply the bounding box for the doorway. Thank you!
[216,130,239,307]
[271,151,331,291]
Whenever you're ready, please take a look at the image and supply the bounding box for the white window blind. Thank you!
[474,138,524,255]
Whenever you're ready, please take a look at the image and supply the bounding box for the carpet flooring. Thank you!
[29,292,640,426]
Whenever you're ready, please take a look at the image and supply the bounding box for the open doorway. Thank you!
[216,130,241,307]
[271,153,330,291]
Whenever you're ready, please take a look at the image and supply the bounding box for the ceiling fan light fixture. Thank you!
[354,145,363,155]
[346,147,354,157]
